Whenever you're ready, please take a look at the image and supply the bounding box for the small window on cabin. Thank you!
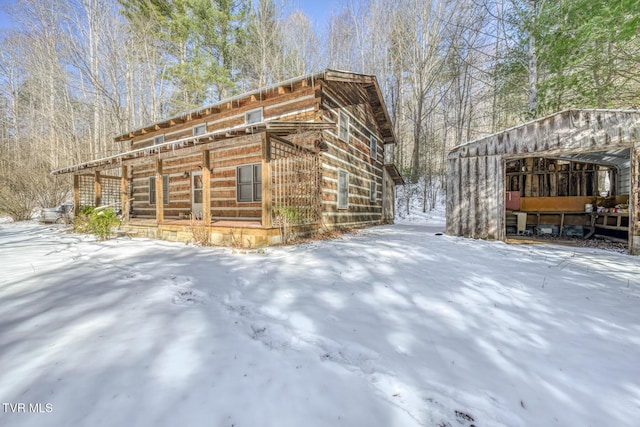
[245,108,263,125]
[339,111,349,142]
[370,181,376,203]
[237,163,262,202]
[193,124,206,136]
[154,134,164,145]
[338,169,349,209]
[149,175,169,205]
[370,135,377,160]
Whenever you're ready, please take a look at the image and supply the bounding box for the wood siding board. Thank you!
[202,150,212,223]
[493,156,504,240]
[155,159,163,222]
[478,156,487,239]
[468,157,478,238]
[460,157,470,237]
[631,145,639,254]
[94,171,102,207]
[261,133,272,227]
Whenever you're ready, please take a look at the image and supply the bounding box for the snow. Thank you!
[1,217,640,426]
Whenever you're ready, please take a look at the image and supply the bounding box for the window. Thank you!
[149,175,169,205]
[370,181,376,203]
[245,108,263,125]
[193,124,206,136]
[237,163,262,202]
[154,134,164,145]
[338,169,349,209]
[339,111,349,142]
[370,135,378,159]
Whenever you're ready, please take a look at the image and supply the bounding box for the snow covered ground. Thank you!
[1,215,640,426]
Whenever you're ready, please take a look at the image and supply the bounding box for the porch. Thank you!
[116,218,318,247]
[63,129,325,247]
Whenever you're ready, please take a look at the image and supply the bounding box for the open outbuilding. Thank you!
[446,109,640,255]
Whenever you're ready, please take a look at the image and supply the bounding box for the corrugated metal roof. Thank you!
[451,108,640,152]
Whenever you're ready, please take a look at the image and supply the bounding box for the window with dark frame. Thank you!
[338,169,349,209]
[154,134,164,145]
[193,124,206,136]
[370,134,377,159]
[245,108,263,125]
[339,111,349,142]
[370,181,376,203]
[149,175,169,205]
[237,163,262,202]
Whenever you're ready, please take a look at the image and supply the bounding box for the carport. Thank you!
[446,109,640,255]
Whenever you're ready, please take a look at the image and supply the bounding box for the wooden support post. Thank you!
[630,145,639,255]
[261,133,272,228]
[121,165,129,222]
[94,171,102,207]
[73,174,80,215]
[156,159,164,223]
[202,150,211,224]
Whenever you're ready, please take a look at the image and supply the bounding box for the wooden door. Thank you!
[192,171,203,220]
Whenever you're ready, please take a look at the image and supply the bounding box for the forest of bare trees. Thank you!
[1,0,638,219]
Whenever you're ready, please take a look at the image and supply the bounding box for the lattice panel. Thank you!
[78,175,95,208]
[101,177,121,209]
[270,137,321,227]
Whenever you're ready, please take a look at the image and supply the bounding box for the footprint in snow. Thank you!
[164,275,206,305]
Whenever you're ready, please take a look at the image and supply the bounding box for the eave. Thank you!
[53,121,334,175]
[115,69,398,146]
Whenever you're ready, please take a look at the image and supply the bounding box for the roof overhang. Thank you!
[114,69,397,145]
[52,121,333,175]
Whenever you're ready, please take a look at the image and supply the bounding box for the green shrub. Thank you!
[73,206,120,240]
[274,205,303,224]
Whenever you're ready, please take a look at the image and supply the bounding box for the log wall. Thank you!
[130,134,263,220]
[128,86,318,151]
[122,75,397,227]
[319,81,386,229]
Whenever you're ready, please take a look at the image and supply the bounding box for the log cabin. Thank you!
[446,109,640,255]
[52,70,404,247]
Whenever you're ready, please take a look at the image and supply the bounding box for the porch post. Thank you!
[261,133,272,228]
[94,170,102,207]
[631,144,639,255]
[202,150,211,224]
[156,158,164,223]
[121,165,129,222]
[73,174,80,215]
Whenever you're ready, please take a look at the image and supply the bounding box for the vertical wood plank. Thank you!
[94,171,102,207]
[460,157,469,237]
[121,165,129,222]
[156,158,164,223]
[73,174,80,215]
[494,156,505,240]
[468,156,478,238]
[479,155,488,239]
[202,150,211,224]
[630,145,639,254]
[261,133,272,228]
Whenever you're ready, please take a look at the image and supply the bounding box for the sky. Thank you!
[0,0,14,30]
[0,0,342,32]
[295,0,341,29]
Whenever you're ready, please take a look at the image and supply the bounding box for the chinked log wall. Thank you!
[130,134,264,220]
[319,81,385,228]
[446,110,640,254]
[126,83,319,221]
